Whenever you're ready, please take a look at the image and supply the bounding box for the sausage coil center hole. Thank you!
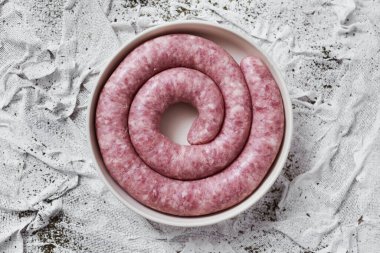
[159,102,199,146]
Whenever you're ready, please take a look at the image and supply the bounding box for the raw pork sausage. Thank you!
[95,34,284,216]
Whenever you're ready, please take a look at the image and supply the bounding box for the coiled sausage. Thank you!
[95,34,284,216]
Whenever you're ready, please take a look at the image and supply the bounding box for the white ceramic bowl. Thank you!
[87,21,293,227]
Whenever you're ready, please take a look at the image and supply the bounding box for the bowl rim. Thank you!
[87,20,293,227]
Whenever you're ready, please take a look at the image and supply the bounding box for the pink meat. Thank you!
[97,34,252,181]
[95,34,284,216]
[129,68,226,179]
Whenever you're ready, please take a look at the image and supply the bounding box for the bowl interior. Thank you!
[87,21,293,227]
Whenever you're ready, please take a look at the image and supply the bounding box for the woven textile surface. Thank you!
[0,0,379,252]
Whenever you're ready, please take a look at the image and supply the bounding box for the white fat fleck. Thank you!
[207,103,216,110]
[223,77,232,85]
[177,72,185,82]
[268,136,278,146]
[230,105,243,114]
[191,43,202,52]
[232,88,244,97]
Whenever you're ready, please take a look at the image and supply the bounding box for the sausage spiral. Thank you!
[96,34,284,216]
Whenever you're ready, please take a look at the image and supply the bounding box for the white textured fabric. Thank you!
[0,0,379,252]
